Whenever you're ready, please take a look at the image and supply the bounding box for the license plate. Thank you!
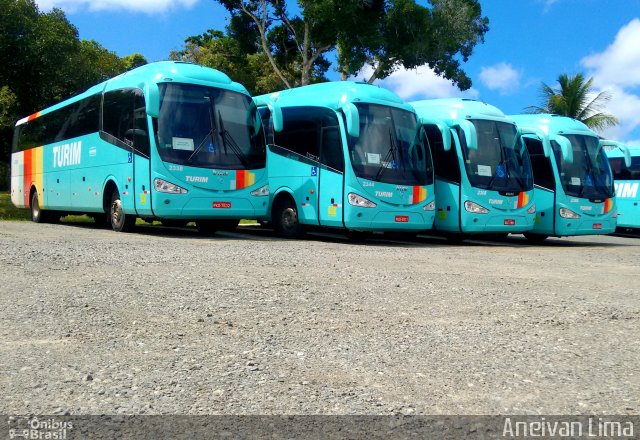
[212,202,232,209]
[593,223,602,229]
[504,219,515,226]
[395,216,409,223]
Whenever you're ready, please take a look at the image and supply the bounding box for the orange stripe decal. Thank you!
[412,186,427,204]
[23,149,33,206]
[27,112,41,122]
[517,192,529,209]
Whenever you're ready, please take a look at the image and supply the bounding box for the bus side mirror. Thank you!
[418,118,451,151]
[620,144,632,167]
[457,120,477,150]
[341,103,360,138]
[551,134,573,163]
[520,132,550,157]
[145,83,160,118]
[269,103,283,133]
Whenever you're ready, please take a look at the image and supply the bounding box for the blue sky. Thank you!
[36,0,640,144]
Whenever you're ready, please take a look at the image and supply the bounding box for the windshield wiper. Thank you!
[186,127,215,164]
[187,96,218,164]
[375,128,399,181]
[217,110,249,168]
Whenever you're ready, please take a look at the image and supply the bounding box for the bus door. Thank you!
[424,125,461,232]
[522,135,556,234]
[317,119,345,228]
[131,90,152,216]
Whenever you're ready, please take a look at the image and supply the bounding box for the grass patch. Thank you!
[0,193,30,221]
[1,193,261,226]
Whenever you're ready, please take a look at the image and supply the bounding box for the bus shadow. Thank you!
[56,220,638,248]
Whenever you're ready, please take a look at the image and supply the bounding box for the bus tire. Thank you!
[90,212,110,228]
[161,219,189,228]
[109,189,135,232]
[444,233,465,243]
[216,219,239,231]
[274,198,303,239]
[346,230,372,242]
[30,191,59,224]
[196,220,218,235]
[523,232,548,243]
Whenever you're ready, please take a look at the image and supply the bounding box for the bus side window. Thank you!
[102,89,136,150]
[133,90,150,157]
[274,106,321,162]
[524,138,555,190]
[258,107,273,144]
[424,124,460,184]
[320,118,344,172]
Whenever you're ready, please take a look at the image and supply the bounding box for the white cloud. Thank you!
[542,0,561,12]
[35,0,199,14]
[582,18,640,89]
[478,62,521,95]
[581,19,640,141]
[351,65,479,101]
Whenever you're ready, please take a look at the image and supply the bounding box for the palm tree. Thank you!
[525,73,618,132]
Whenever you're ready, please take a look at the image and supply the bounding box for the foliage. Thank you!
[525,73,619,132]
[211,0,488,89]
[122,53,148,71]
[0,0,146,190]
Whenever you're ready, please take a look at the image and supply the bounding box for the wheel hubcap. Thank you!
[111,199,123,226]
[282,208,297,229]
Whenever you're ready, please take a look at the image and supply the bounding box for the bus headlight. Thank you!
[464,200,489,214]
[250,185,269,197]
[423,201,436,211]
[559,207,580,219]
[348,193,377,208]
[526,203,536,214]
[154,178,188,194]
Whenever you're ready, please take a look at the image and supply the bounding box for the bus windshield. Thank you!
[552,134,614,199]
[348,103,432,186]
[154,83,266,170]
[459,120,533,193]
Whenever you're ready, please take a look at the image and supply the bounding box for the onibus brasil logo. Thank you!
[8,417,73,439]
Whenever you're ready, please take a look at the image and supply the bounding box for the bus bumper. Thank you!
[461,213,535,234]
[555,216,617,236]
[153,196,270,219]
[345,210,434,232]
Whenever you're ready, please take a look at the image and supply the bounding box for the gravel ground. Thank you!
[0,220,639,416]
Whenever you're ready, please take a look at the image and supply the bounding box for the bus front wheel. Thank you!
[110,190,135,232]
[523,233,548,243]
[30,191,59,224]
[274,198,303,239]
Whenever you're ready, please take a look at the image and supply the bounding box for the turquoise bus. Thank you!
[604,142,639,232]
[11,61,269,233]
[510,114,626,242]
[409,99,535,239]
[254,82,435,239]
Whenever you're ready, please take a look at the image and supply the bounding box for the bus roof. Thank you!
[410,98,509,122]
[510,114,596,137]
[16,61,248,125]
[254,81,412,112]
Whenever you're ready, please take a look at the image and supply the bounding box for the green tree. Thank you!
[214,0,488,90]
[525,73,618,132]
[122,53,148,70]
[0,0,145,190]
